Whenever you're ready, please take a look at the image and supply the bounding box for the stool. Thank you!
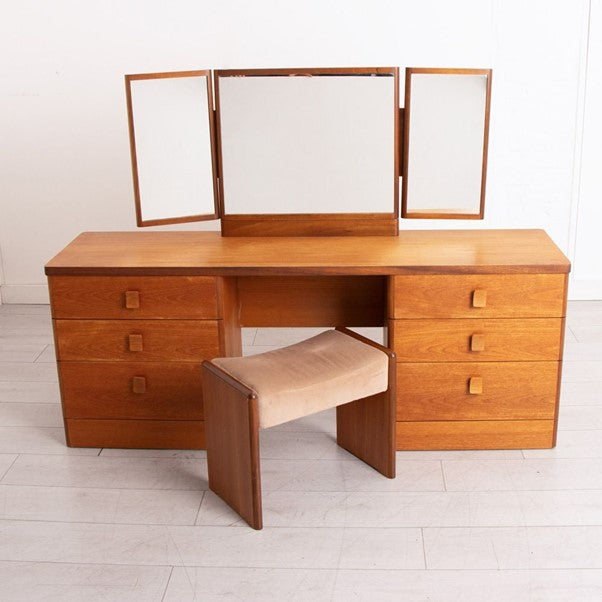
[201,326,396,529]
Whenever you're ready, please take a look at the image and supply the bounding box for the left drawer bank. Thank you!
[48,275,240,449]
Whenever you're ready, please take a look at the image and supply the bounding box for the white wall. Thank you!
[0,245,5,304]
[0,0,598,302]
[572,0,602,299]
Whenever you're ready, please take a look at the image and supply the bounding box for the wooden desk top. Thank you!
[45,229,571,276]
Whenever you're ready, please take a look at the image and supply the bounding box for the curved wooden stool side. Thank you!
[335,327,396,479]
[202,362,263,529]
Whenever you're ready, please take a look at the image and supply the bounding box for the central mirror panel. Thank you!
[215,67,399,235]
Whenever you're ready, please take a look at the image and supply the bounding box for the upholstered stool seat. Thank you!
[202,326,396,529]
[212,329,390,429]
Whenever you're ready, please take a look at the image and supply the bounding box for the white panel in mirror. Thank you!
[402,69,491,219]
[217,73,396,215]
[126,71,218,226]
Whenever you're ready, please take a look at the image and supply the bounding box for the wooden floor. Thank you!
[1,302,602,601]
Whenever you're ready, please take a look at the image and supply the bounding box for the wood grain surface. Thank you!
[45,230,571,276]
[49,275,218,319]
[388,273,567,318]
[396,419,555,450]
[389,318,564,362]
[396,361,559,421]
[65,418,206,449]
[238,276,385,326]
[203,361,262,529]
[220,215,399,237]
[55,319,220,362]
[59,361,204,420]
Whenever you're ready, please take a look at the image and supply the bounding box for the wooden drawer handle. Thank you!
[128,334,144,352]
[470,333,485,352]
[469,376,483,395]
[472,289,487,308]
[125,290,140,309]
[132,376,147,394]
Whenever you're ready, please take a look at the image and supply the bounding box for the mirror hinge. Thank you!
[212,109,220,174]
[399,107,404,175]
[212,108,222,216]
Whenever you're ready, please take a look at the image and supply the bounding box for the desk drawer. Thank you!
[65,418,205,449]
[396,420,555,450]
[389,274,566,319]
[49,276,219,319]
[396,361,559,421]
[55,319,220,362]
[60,362,204,420]
[389,318,563,362]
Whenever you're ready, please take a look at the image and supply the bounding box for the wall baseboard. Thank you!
[0,284,50,304]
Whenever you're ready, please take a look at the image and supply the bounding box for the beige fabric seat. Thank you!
[202,326,396,529]
[211,329,389,429]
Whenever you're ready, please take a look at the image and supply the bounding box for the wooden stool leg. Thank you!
[336,353,396,478]
[202,362,263,529]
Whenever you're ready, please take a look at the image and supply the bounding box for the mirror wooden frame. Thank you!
[125,70,220,227]
[214,67,400,237]
[401,67,492,220]
[124,66,493,234]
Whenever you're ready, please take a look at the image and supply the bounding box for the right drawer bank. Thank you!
[388,273,568,450]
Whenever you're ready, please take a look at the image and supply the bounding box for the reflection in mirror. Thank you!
[216,69,398,216]
[402,68,491,219]
[125,71,218,226]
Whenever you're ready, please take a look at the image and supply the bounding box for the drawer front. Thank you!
[389,318,563,362]
[396,420,555,450]
[59,362,204,420]
[389,274,566,319]
[65,418,205,449]
[55,319,220,361]
[49,276,219,319]
[396,361,559,421]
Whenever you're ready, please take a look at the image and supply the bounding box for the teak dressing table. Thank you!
[45,229,570,451]
[45,65,570,450]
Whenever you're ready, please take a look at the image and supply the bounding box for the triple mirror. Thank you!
[125,66,492,234]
